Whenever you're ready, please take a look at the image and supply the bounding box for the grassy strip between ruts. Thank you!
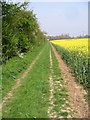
[50,45,73,118]
[2,45,45,98]
[3,42,50,118]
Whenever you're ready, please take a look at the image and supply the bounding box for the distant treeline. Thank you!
[1,1,46,62]
[47,34,88,40]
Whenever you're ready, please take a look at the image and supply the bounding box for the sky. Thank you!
[29,2,88,37]
[7,0,88,37]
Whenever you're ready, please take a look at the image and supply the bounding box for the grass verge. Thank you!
[3,42,50,118]
[2,45,45,98]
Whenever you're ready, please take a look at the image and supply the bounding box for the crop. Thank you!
[51,38,88,55]
[51,38,89,90]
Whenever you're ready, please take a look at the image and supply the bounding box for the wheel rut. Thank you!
[48,51,57,118]
[1,49,43,109]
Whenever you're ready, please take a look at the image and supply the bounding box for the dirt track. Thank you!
[1,44,89,118]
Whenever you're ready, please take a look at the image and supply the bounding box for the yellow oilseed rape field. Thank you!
[51,38,89,89]
[51,38,88,56]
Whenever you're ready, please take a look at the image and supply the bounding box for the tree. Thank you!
[2,1,46,62]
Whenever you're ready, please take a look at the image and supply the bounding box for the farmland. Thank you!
[1,1,89,119]
[51,38,89,90]
[2,40,89,118]
[51,38,88,55]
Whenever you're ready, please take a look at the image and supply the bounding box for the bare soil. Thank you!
[48,51,57,118]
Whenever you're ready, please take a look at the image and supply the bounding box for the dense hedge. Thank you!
[1,1,46,62]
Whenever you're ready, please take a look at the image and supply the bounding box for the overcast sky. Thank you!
[7,0,88,37]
